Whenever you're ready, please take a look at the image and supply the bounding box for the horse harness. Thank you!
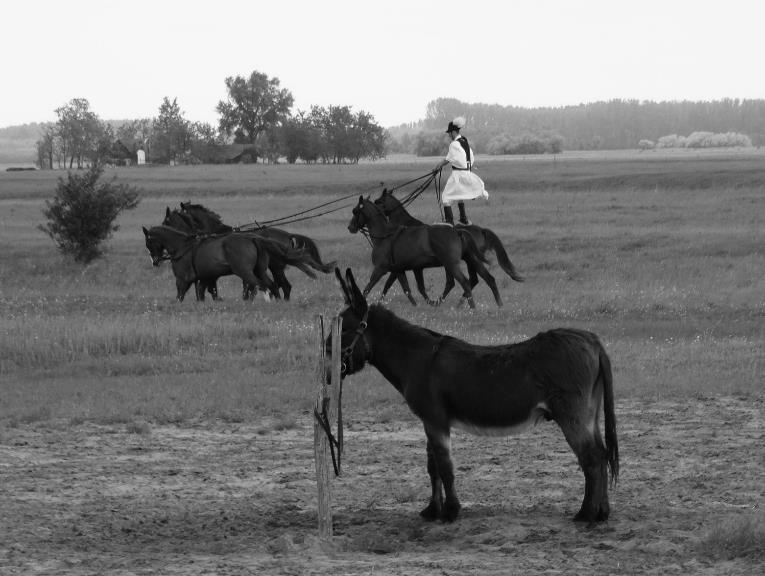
[340,307,370,377]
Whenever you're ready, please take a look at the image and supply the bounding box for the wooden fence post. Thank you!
[313,314,343,540]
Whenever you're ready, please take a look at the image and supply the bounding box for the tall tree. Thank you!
[217,71,294,153]
[54,98,102,168]
[151,97,191,163]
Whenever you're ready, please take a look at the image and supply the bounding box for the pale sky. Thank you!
[1,0,762,129]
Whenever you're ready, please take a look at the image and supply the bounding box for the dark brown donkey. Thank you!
[328,268,619,523]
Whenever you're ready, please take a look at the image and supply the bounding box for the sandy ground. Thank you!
[1,396,763,575]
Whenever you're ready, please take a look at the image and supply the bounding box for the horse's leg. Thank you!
[437,270,456,304]
[271,266,291,300]
[411,269,440,306]
[556,408,611,522]
[208,281,219,300]
[380,272,398,301]
[175,278,193,302]
[420,438,444,520]
[423,423,460,522]
[469,258,503,307]
[449,266,476,309]
[361,268,387,298]
[393,273,418,306]
[195,281,206,301]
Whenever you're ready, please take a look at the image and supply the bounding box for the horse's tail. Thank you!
[255,237,318,279]
[291,234,336,273]
[482,228,524,282]
[456,229,489,264]
[598,344,619,486]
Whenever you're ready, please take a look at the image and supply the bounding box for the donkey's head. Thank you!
[326,267,370,381]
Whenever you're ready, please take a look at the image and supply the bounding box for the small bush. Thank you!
[39,165,140,263]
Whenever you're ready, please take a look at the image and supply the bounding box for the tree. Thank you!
[35,125,56,169]
[217,71,294,155]
[39,165,140,263]
[54,98,103,169]
[151,97,192,163]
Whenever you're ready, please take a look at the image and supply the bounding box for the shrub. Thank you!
[39,165,140,263]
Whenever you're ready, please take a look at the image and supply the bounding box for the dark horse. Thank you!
[329,268,619,523]
[349,196,503,308]
[162,207,317,300]
[143,224,293,301]
[179,201,336,277]
[373,188,524,303]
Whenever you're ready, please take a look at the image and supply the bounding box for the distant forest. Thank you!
[387,98,765,154]
[2,98,765,164]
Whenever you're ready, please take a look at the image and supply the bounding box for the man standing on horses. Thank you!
[433,116,488,225]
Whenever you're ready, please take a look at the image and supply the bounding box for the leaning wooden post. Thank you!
[313,314,342,540]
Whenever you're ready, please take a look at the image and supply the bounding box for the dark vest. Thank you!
[456,136,472,170]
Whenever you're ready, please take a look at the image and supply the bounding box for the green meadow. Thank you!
[1,150,763,425]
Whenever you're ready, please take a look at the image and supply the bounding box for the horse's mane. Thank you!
[181,202,225,224]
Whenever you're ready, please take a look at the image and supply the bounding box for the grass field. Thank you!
[1,150,763,423]
[1,150,763,574]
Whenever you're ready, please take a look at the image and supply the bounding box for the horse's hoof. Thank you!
[419,503,441,522]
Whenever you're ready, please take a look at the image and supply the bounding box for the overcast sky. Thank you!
[1,0,762,129]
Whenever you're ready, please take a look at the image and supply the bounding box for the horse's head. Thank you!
[326,267,370,382]
[163,207,194,232]
[373,188,402,217]
[349,196,386,233]
[142,226,169,266]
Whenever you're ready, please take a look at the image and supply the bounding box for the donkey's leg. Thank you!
[557,415,611,522]
[423,424,461,522]
[420,438,444,520]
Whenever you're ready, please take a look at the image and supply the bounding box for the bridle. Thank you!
[340,308,370,376]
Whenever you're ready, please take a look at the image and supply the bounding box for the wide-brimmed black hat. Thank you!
[445,116,466,133]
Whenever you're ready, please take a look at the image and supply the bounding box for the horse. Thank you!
[328,268,619,523]
[162,207,317,300]
[143,224,285,301]
[179,201,336,275]
[373,188,524,303]
[348,196,503,309]
[161,208,220,299]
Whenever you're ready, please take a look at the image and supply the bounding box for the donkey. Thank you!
[328,268,619,523]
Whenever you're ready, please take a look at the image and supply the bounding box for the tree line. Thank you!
[34,71,386,169]
[387,97,765,155]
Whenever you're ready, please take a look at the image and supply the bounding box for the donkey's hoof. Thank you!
[419,502,441,521]
[441,501,461,523]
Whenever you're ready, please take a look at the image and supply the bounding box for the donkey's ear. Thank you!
[165,206,171,217]
[335,267,351,304]
[142,226,149,237]
[345,268,367,312]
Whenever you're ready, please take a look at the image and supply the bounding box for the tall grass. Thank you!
[1,151,763,423]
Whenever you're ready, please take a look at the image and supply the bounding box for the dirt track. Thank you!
[1,396,763,575]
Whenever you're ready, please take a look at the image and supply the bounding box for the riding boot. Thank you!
[443,205,454,225]
[457,202,471,225]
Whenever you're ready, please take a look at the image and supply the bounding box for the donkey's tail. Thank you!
[456,229,489,264]
[599,345,619,486]
[483,228,524,282]
[291,234,337,273]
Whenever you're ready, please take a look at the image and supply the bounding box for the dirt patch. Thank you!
[1,396,762,575]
